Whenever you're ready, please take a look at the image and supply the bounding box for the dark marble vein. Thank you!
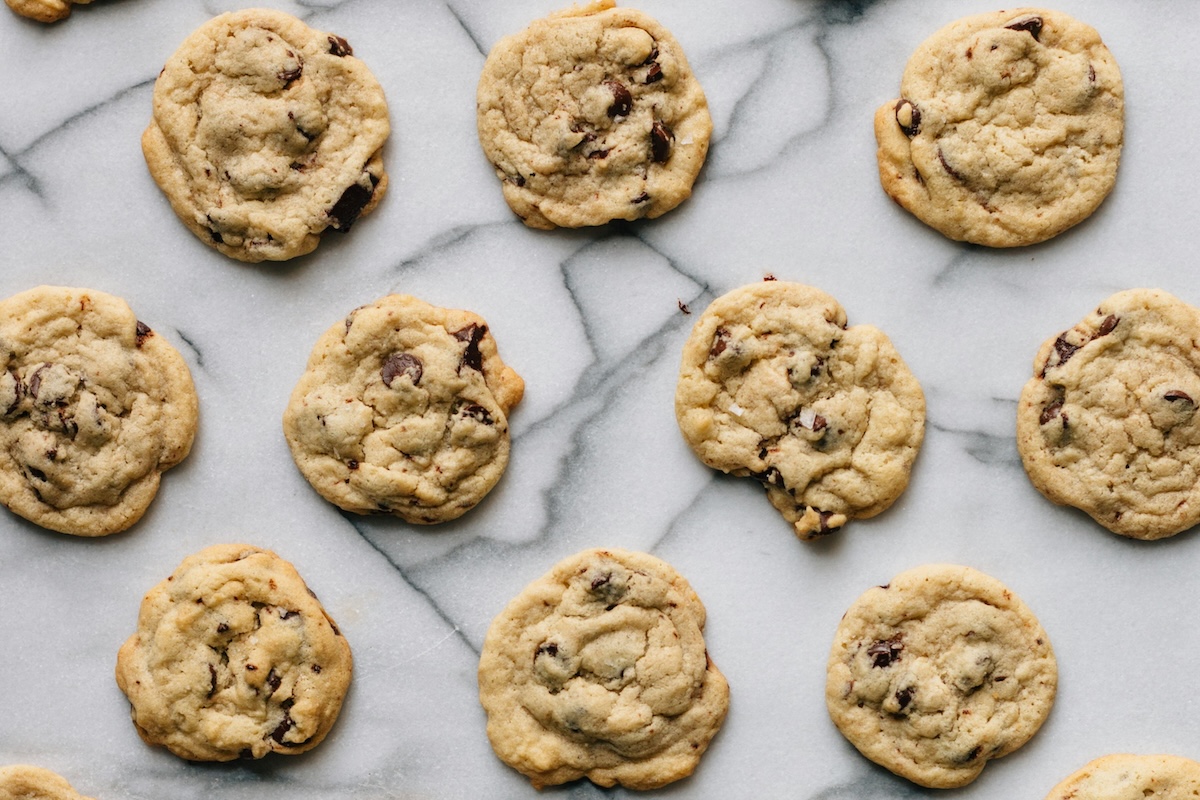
[173,330,206,370]
[445,1,487,57]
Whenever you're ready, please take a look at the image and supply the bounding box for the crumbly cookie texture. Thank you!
[1044,754,1200,800]
[1017,289,1200,539]
[826,564,1057,789]
[283,294,524,524]
[876,8,1123,247]
[115,544,352,761]
[0,765,96,800]
[675,280,925,540]
[143,8,390,262]
[477,0,711,229]
[0,286,197,536]
[478,548,729,790]
[4,0,91,22]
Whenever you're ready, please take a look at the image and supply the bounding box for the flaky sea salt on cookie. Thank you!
[0,765,96,800]
[477,0,711,229]
[876,8,1123,247]
[1044,754,1200,800]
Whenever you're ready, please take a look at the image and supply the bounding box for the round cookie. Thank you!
[826,564,1057,789]
[1017,289,1200,539]
[0,765,95,800]
[114,543,352,761]
[875,8,1123,247]
[1044,754,1200,800]
[283,294,524,524]
[0,286,198,536]
[674,280,925,540]
[143,9,390,262]
[478,548,729,790]
[4,0,91,23]
[477,0,711,229]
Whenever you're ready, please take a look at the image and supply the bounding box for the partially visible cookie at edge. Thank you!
[114,543,353,761]
[0,765,96,800]
[1043,754,1200,800]
[4,0,92,23]
[143,8,390,262]
[283,294,524,524]
[675,280,925,540]
[477,0,712,229]
[0,285,198,536]
[826,564,1057,789]
[876,8,1123,247]
[478,547,729,789]
[1017,289,1200,539]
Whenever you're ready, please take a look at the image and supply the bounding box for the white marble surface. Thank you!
[1,0,1198,797]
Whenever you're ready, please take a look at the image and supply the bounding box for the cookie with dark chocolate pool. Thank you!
[142,9,390,262]
[283,294,524,523]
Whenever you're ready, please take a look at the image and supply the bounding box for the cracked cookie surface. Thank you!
[4,0,92,22]
[115,544,352,761]
[0,286,197,536]
[283,294,523,524]
[826,564,1057,789]
[477,0,711,229]
[674,280,925,540]
[876,8,1123,247]
[1044,754,1200,800]
[0,765,96,800]
[478,548,729,790]
[143,8,390,262]
[1017,289,1200,539]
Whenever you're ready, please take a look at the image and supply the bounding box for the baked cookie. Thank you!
[143,9,390,262]
[674,280,925,540]
[876,8,1123,247]
[1044,754,1200,800]
[0,286,197,536]
[283,295,523,524]
[826,564,1057,789]
[0,765,95,800]
[478,548,729,789]
[1017,289,1200,539]
[115,544,352,761]
[477,0,711,229]
[4,0,91,22]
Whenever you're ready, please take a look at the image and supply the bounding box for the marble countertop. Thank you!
[2,1,1198,798]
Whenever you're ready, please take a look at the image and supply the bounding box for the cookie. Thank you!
[825,564,1057,789]
[875,8,1123,247]
[1017,289,1200,539]
[0,765,95,800]
[0,286,198,536]
[115,544,352,761]
[674,280,925,540]
[478,548,729,789]
[1044,754,1200,800]
[283,294,523,524]
[477,0,711,229]
[4,0,91,22]
[143,9,390,262]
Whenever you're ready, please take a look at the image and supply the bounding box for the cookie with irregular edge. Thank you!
[0,286,198,536]
[283,294,524,523]
[876,8,1123,247]
[675,280,925,540]
[115,544,352,761]
[478,548,729,789]
[0,765,96,800]
[4,0,91,23]
[826,564,1057,789]
[143,9,390,262]
[1044,754,1200,800]
[477,0,711,229]
[1017,289,1200,539]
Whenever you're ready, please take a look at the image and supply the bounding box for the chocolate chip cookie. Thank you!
[0,286,198,536]
[1044,754,1200,800]
[478,548,729,790]
[477,0,711,229]
[876,8,1123,247]
[115,544,353,761]
[0,765,95,800]
[1017,289,1200,539]
[283,294,524,524]
[4,0,91,22]
[143,9,390,262]
[826,564,1057,789]
[674,280,925,540]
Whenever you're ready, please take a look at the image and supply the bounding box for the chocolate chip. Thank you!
[1088,63,1096,83]
[812,415,827,433]
[327,173,380,231]
[752,466,785,488]
[207,664,218,698]
[1053,334,1081,366]
[605,79,633,118]
[1097,314,1119,336]
[938,146,966,183]
[644,62,663,84]
[867,635,904,668]
[895,686,914,710]
[1005,16,1043,41]
[217,622,229,633]
[650,120,674,163]
[813,509,839,536]
[1040,400,1063,425]
[278,58,303,87]
[27,364,49,401]
[270,713,295,744]
[135,321,152,347]
[632,191,651,204]
[1166,390,1195,404]
[279,609,300,620]
[381,352,423,387]
[453,324,486,372]
[347,459,359,470]
[960,745,983,764]
[457,403,494,425]
[587,148,611,160]
[328,35,353,56]
[590,573,611,591]
[894,98,921,137]
[535,642,559,659]
[709,328,729,358]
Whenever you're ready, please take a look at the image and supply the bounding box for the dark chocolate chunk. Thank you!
[27,363,49,401]
[894,98,921,137]
[381,352,423,387]
[453,324,486,372]
[278,57,303,87]
[632,191,651,204]
[752,466,785,488]
[709,328,729,358]
[1040,400,1063,425]
[207,664,218,698]
[1005,16,1043,40]
[895,686,914,710]
[644,62,663,84]
[650,120,674,163]
[1097,314,1119,336]
[590,572,611,591]
[1053,334,1081,366]
[605,79,633,118]
[1166,390,1194,404]
[457,403,494,425]
[328,35,353,56]
[327,173,380,231]
[587,148,611,160]
[938,146,967,183]
[135,320,153,347]
[270,713,295,744]
[866,635,904,668]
